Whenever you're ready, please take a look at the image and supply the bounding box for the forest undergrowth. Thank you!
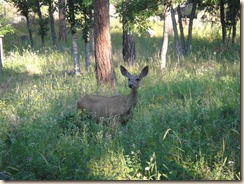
[0,19,240,180]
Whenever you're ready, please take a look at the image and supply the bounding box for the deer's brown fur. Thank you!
[77,65,148,124]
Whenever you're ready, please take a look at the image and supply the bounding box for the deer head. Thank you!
[120,65,149,90]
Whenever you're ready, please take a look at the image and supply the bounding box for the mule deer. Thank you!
[77,65,149,125]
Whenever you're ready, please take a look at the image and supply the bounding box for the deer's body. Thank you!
[77,65,148,124]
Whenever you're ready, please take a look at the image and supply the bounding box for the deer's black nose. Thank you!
[129,84,133,88]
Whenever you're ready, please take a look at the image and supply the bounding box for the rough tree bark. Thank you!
[94,0,115,87]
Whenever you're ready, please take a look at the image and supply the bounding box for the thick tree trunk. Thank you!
[122,29,136,67]
[58,0,67,42]
[94,0,115,87]
[171,7,181,57]
[220,0,226,44]
[186,0,197,55]
[160,6,170,70]
[48,0,57,47]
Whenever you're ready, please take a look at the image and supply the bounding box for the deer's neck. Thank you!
[126,88,138,110]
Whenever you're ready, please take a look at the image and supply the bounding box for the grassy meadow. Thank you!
[0,16,241,180]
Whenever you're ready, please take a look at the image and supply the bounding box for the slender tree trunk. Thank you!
[122,0,136,67]
[25,15,34,50]
[67,0,80,74]
[177,5,185,55]
[85,40,90,69]
[90,28,94,54]
[35,2,45,48]
[160,5,170,70]
[232,21,236,44]
[58,0,67,42]
[230,0,239,43]
[72,33,80,74]
[220,0,226,44]
[186,0,197,55]
[0,36,3,74]
[171,7,181,57]
[83,7,92,70]
[48,0,57,47]
[94,0,115,87]
[122,29,136,67]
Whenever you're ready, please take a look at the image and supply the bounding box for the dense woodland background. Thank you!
[0,0,241,180]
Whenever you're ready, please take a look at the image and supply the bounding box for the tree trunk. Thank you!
[35,2,45,48]
[48,0,57,47]
[122,0,136,67]
[58,0,67,42]
[0,36,3,74]
[85,40,90,69]
[186,0,197,55]
[220,0,226,44]
[232,20,236,44]
[90,28,95,54]
[94,0,115,87]
[230,0,239,43]
[160,6,170,70]
[176,5,185,55]
[25,15,34,50]
[171,7,181,57]
[67,0,80,74]
[122,29,136,67]
[82,6,92,70]
[72,33,80,74]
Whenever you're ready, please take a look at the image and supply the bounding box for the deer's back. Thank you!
[77,94,130,118]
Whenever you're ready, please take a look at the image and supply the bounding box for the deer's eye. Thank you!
[136,78,141,81]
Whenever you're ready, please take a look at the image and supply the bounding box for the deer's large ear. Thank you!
[139,66,149,78]
[120,65,131,77]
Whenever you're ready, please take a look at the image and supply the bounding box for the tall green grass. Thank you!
[0,18,240,180]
